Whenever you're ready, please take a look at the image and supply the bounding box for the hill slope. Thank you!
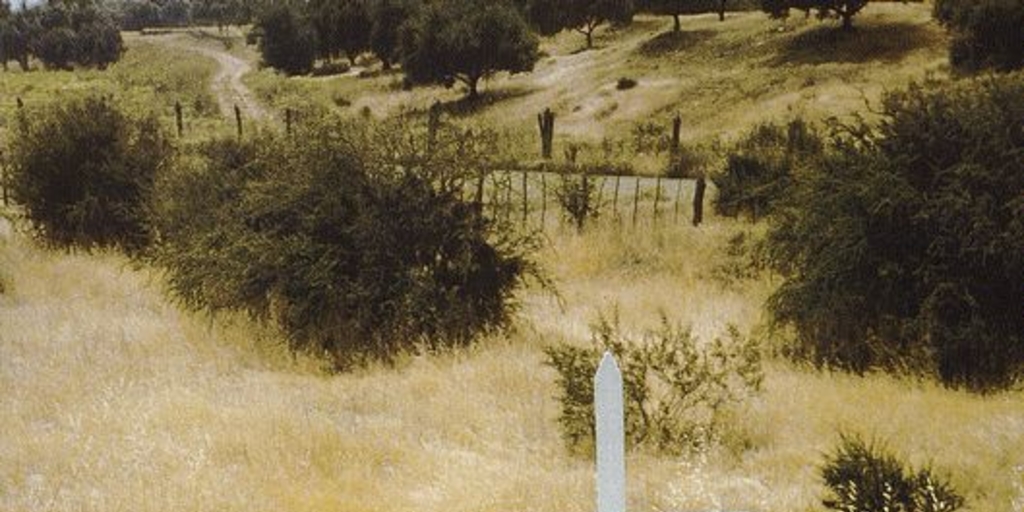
[247,3,947,153]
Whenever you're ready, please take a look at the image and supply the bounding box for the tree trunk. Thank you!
[718,0,726,21]
[841,10,853,30]
[466,76,480,100]
[586,29,593,49]
[673,14,680,32]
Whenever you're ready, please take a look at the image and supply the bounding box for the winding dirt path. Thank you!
[148,32,269,122]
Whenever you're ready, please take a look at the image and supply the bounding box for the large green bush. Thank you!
[151,117,538,367]
[9,96,170,251]
[544,313,763,455]
[256,3,318,75]
[765,75,1024,390]
[934,0,1024,73]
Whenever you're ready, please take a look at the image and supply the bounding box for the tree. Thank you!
[400,0,538,100]
[369,0,417,70]
[762,0,865,30]
[639,0,728,30]
[934,0,1024,73]
[764,75,1024,390]
[256,2,317,75]
[524,0,634,48]
[0,4,33,70]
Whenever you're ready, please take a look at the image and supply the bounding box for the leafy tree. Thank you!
[639,0,728,30]
[256,2,317,75]
[934,0,1024,74]
[26,1,122,70]
[762,0,865,30]
[764,75,1024,390]
[400,0,538,99]
[0,5,33,70]
[369,0,417,70]
[525,0,634,48]
[9,96,171,251]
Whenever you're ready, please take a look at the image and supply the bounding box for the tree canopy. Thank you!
[638,0,728,31]
[762,0,866,30]
[522,0,634,48]
[256,2,317,75]
[400,0,539,99]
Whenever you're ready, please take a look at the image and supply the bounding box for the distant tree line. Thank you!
[0,0,122,70]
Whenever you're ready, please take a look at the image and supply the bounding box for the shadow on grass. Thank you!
[436,86,537,117]
[637,30,717,57]
[773,22,941,65]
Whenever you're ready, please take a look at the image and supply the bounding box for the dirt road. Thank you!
[149,31,269,122]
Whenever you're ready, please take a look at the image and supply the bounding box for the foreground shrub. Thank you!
[713,118,822,220]
[10,96,170,251]
[765,75,1024,390]
[554,171,601,232]
[544,312,763,455]
[934,0,1024,74]
[822,434,965,512]
[151,117,537,367]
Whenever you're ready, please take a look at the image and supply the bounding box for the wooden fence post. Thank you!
[538,108,555,160]
[693,176,706,227]
[613,174,621,221]
[632,176,640,228]
[175,101,184,138]
[653,175,662,223]
[674,177,683,223]
[285,107,293,136]
[428,100,441,151]
[16,97,23,109]
[522,171,529,227]
[541,172,547,229]
[234,104,243,138]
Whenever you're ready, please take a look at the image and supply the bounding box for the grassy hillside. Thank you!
[245,3,947,170]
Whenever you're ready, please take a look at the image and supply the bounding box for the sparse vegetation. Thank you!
[545,312,763,455]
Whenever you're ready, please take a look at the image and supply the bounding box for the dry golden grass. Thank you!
[3,206,1023,511]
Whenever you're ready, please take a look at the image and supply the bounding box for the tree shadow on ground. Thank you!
[773,22,942,65]
[433,86,538,117]
[637,30,717,57]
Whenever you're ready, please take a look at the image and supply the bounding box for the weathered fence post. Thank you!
[632,176,641,228]
[674,177,684,223]
[653,175,662,223]
[671,114,681,155]
[541,172,547,228]
[174,101,184,137]
[522,171,529,227]
[595,352,626,512]
[234,104,243,138]
[285,107,293,136]
[1,150,7,207]
[428,101,442,151]
[16,97,23,109]
[693,175,706,227]
[538,108,555,160]
[613,174,621,220]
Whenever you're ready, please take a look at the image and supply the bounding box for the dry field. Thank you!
[3,4,1023,512]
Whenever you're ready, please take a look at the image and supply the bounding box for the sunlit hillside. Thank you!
[246,3,947,154]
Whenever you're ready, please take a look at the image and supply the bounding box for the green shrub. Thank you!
[9,96,170,252]
[554,171,601,232]
[544,312,763,455]
[151,116,538,367]
[256,3,318,75]
[713,118,822,220]
[765,75,1024,390]
[934,0,1024,74]
[822,434,965,512]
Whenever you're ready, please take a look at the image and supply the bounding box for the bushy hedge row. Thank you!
[150,118,537,366]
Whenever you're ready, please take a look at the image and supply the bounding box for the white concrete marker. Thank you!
[595,351,626,512]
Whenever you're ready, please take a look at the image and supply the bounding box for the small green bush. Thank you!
[713,118,822,220]
[544,312,763,455]
[151,116,538,367]
[554,171,601,232]
[616,77,638,90]
[822,434,965,512]
[10,96,171,252]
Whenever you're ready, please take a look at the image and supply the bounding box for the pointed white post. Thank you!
[595,352,626,512]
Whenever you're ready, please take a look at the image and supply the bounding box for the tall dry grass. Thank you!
[3,209,1023,511]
